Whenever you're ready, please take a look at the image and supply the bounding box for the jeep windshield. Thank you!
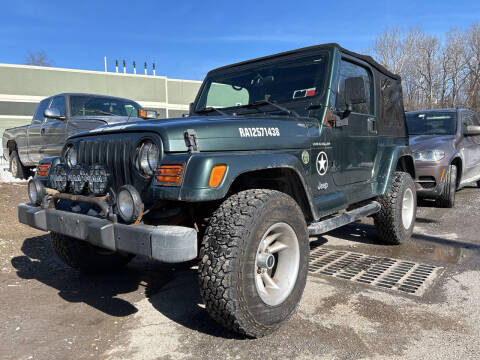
[406,112,457,135]
[194,53,328,116]
[70,95,141,117]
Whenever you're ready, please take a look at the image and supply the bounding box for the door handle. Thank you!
[367,117,377,134]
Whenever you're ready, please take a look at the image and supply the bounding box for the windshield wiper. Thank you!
[240,98,299,118]
[195,107,229,116]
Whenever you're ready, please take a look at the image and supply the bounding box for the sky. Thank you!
[0,0,479,80]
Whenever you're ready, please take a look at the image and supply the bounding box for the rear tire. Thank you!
[51,232,134,274]
[9,150,29,179]
[198,189,309,338]
[374,172,416,245]
[436,165,457,208]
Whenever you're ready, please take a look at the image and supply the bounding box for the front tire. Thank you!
[51,232,134,274]
[436,164,457,208]
[198,189,309,337]
[374,172,416,245]
[9,150,29,179]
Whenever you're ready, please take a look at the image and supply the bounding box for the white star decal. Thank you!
[316,152,328,176]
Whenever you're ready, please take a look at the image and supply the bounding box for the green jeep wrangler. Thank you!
[19,43,416,337]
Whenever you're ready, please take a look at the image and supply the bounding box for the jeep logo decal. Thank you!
[316,151,328,176]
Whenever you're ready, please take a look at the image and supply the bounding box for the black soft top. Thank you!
[210,43,400,81]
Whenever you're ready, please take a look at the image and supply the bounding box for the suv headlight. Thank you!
[65,146,78,167]
[135,140,159,177]
[413,150,445,162]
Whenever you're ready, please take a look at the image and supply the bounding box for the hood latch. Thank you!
[184,129,200,153]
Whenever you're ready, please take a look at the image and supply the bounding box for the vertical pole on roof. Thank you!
[144,62,147,75]
[165,75,169,118]
[104,56,107,72]
[152,63,156,76]
[115,60,118,73]
[133,61,136,74]
[123,60,126,74]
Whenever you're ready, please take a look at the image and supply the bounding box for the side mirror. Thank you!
[139,109,157,119]
[189,102,194,116]
[464,125,480,136]
[345,76,367,106]
[44,108,63,120]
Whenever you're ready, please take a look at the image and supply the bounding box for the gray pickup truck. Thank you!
[2,93,154,178]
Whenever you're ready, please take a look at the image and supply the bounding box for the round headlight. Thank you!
[88,164,111,196]
[65,146,78,167]
[50,164,69,193]
[135,141,159,177]
[116,185,143,223]
[28,179,45,206]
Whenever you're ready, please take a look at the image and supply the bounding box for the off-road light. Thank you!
[116,185,143,223]
[68,164,89,194]
[65,146,78,167]
[28,179,46,206]
[156,164,184,186]
[135,140,159,177]
[50,164,69,193]
[88,164,111,196]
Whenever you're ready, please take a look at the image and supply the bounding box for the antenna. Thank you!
[123,60,126,74]
[115,59,118,73]
[144,62,147,75]
[152,63,156,76]
[133,61,136,74]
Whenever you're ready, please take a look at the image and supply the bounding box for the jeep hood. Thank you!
[84,115,313,152]
[408,134,456,152]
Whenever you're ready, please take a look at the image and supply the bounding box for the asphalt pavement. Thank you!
[1,182,479,360]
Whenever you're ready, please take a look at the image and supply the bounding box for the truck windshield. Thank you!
[195,53,328,115]
[406,112,457,135]
[70,96,141,117]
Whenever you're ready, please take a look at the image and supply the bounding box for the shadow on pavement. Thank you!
[10,234,241,339]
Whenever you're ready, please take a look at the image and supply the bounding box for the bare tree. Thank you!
[464,23,480,111]
[369,23,480,114]
[25,50,52,67]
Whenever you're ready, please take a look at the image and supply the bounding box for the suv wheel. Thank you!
[374,171,416,245]
[51,232,134,274]
[436,164,457,208]
[198,189,309,337]
[9,150,29,179]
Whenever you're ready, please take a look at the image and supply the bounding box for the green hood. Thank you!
[82,115,314,152]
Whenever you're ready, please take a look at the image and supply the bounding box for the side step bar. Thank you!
[307,201,381,236]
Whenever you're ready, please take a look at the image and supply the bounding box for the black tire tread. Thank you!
[10,150,28,179]
[198,189,307,337]
[374,171,416,245]
[437,165,456,208]
[51,232,134,274]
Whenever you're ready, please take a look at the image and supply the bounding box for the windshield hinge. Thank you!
[184,129,200,153]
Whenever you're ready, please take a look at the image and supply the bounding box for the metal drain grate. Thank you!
[308,245,442,296]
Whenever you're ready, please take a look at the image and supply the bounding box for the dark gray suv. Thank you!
[406,108,480,207]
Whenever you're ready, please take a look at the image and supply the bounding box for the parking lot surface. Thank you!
[1,182,479,360]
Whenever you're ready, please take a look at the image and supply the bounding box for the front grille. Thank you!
[76,137,133,191]
[65,132,162,195]
[418,176,436,189]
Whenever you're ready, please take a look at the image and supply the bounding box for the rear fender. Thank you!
[373,144,415,195]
